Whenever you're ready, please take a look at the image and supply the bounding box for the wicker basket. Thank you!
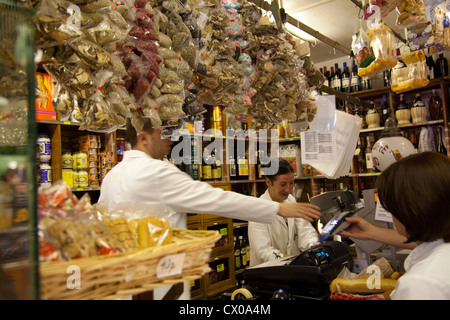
[39,229,221,300]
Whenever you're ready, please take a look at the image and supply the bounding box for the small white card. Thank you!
[156,253,186,279]
[375,201,393,223]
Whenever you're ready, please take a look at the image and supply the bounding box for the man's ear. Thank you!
[137,131,150,145]
[265,177,271,188]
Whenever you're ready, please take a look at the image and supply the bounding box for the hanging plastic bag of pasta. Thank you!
[391,49,429,93]
[356,22,397,78]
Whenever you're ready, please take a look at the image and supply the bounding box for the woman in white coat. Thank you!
[248,158,319,266]
[98,118,321,299]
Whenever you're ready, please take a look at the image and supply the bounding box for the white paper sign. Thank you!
[156,253,186,278]
[300,131,337,163]
[375,201,393,223]
[308,95,336,132]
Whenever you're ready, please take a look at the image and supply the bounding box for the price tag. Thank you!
[219,227,227,236]
[216,263,224,272]
[156,253,185,279]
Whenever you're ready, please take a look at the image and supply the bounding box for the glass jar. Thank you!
[117,138,125,162]
[77,169,88,188]
[40,161,52,188]
[76,151,88,169]
[72,170,79,188]
[37,133,51,162]
[62,152,73,169]
[72,152,78,170]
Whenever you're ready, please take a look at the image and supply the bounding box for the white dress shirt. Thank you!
[391,238,450,300]
[248,189,319,267]
[99,150,279,228]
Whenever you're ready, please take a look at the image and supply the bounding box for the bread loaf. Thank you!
[356,257,394,278]
[330,277,398,294]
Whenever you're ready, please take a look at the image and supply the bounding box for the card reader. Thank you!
[309,190,364,243]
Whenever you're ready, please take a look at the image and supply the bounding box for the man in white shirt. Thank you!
[98,118,321,299]
[248,158,319,266]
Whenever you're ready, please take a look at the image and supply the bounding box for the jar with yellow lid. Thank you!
[62,152,73,169]
[77,169,88,188]
[76,151,88,169]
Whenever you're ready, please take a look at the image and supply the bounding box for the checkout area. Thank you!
[228,189,409,300]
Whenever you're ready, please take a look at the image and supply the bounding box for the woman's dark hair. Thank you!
[376,151,450,243]
[125,117,154,148]
[261,157,295,182]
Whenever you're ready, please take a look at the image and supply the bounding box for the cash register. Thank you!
[241,190,362,299]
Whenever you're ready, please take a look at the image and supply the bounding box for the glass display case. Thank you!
[0,0,39,299]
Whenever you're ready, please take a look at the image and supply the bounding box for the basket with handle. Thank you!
[39,228,221,300]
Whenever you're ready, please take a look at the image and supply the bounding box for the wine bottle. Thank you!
[381,95,390,126]
[211,150,222,181]
[239,235,247,268]
[350,61,360,92]
[333,63,342,92]
[237,146,249,181]
[436,53,448,77]
[426,55,436,80]
[383,69,391,87]
[428,89,443,120]
[437,127,447,156]
[365,135,374,172]
[202,152,213,181]
[341,62,351,93]
[234,236,242,270]
[323,66,330,87]
[330,66,335,90]
[410,132,418,153]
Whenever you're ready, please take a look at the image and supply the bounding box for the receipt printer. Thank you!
[310,189,365,242]
[243,241,353,298]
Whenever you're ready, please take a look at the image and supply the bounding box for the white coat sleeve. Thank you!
[248,221,284,265]
[143,162,278,224]
[294,218,319,252]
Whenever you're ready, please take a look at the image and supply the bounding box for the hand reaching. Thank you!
[278,202,321,222]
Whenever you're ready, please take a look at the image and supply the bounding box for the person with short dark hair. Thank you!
[248,158,319,266]
[341,152,450,300]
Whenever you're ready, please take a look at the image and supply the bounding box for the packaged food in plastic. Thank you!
[160,80,184,94]
[33,0,84,48]
[94,203,176,250]
[158,103,186,121]
[43,61,97,98]
[357,23,397,78]
[396,0,427,27]
[406,21,434,51]
[52,84,74,120]
[69,38,112,69]
[78,0,114,13]
[78,92,119,133]
[391,60,430,93]
[352,28,376,70]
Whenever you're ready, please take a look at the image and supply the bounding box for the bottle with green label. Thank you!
[239,235,247,268]
[234,236,241,270]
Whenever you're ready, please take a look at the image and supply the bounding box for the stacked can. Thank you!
[78,135,101,188]
[100,151,114,181]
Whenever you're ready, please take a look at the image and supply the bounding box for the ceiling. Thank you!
[278,0,406,64]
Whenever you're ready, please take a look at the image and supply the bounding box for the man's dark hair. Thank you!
[125,117,154,148]
[262,157,294,182]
